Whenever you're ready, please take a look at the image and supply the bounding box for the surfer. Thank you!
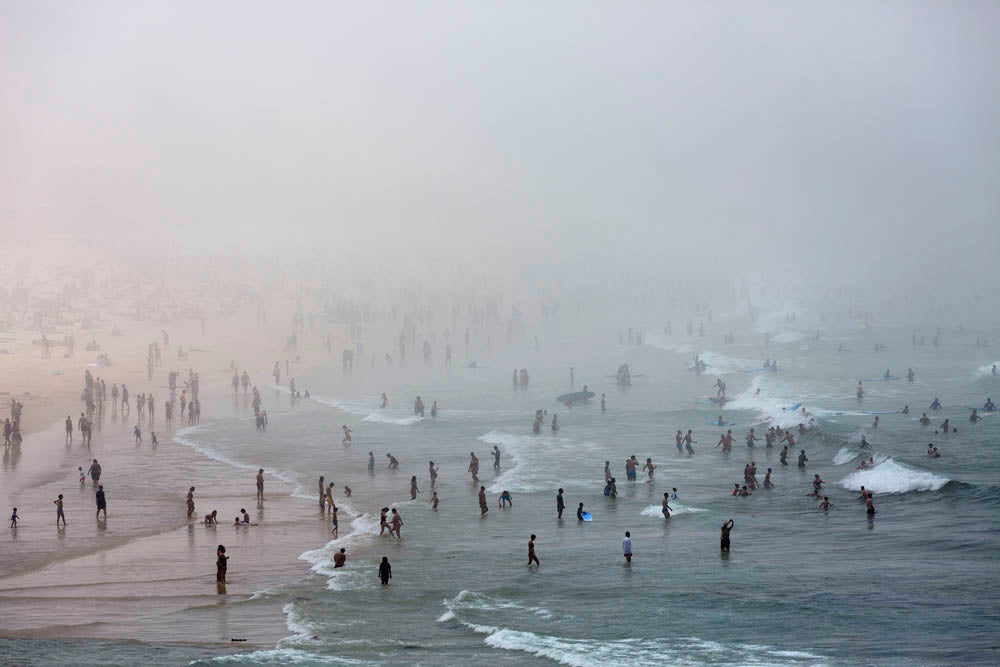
[860,435,872,449]
[577,502,585,521]
[984,398,996,412]
[902,405,910,414]
[714,379,726,398]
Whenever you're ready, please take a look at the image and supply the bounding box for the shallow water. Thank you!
[8,318,1000,665]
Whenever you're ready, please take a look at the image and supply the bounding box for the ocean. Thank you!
[6,315,1000,666]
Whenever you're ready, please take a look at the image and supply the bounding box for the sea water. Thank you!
[16,316,1000,666]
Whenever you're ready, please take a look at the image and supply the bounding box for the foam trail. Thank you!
[974,360,1000,379]
[837,458,949,494]
[640,503,707,517]
[360,412,422,426]
[833,447,859,465]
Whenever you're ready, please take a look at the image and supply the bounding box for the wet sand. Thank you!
[0,268,351,651]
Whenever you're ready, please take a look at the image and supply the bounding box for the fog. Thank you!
[3,1,999,288]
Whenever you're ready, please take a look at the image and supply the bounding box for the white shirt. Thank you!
[622,537,632,555]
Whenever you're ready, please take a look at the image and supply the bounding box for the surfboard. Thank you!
[556,391,595,403]
[786,402,802,411]
[711,420,735,426]
[709,396,728,404]
[863,376,899,382]
[581,511,592,521]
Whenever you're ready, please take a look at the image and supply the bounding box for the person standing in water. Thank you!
[661,492,672,519]
[256,468,265,502]
[622,531,632,563]
[429,460,439,488]
[468,452,479,482]
[720,519,734,552]
[410,476,419,500]
[478,486,489,515]
[379,557,392,585]
[95,485,106,520]
[216,545,229,589]
[556,488,565,518]
[368,452,376,473]
[54,494,66,527]
[390,508,403,537]
[187,487,196,518]
[492,446,501,471]
[528,534,540,567]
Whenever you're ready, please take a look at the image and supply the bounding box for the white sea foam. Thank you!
[190,648,368,665]
[173,424,303,492]
[974,360,1000,379]
[837,458,949,494]
[690,350,761,376]
[832,447,859,465]
[298,515,380,587]
[640,503,707,517]
[360,412,422,426]
[723,376,813,429]
[477,430,568,493]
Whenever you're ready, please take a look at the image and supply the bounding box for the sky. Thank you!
[2,1,998,279]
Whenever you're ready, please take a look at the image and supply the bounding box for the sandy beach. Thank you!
[0,250,354,651]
